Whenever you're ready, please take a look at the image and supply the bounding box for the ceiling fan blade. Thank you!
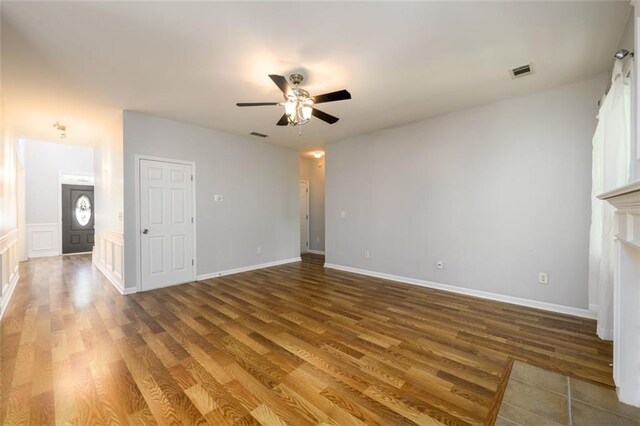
[313,89,351,104]
[312,108,339,124]
[236,102,280,107]
[269,74,292,97]
[276,114,289,126]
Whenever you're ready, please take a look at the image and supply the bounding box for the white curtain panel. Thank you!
[588,59,631,340]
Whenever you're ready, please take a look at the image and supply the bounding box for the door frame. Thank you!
[134,155,197,292]
[58,171,94,256]
[300,180,310,254]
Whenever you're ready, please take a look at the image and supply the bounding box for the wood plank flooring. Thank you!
[1,253,613,425]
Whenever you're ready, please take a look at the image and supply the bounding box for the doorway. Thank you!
[299,153,325,256]
[61,184,95,254]
[300,180,309,254]
[21,140,94,259]
[138,157,196,291]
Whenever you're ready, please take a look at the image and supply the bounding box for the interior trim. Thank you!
[0,268,20,320]
[197,257,302,281]
[324,263,595,319]
[0,229,20,320]
[94,256,136,295]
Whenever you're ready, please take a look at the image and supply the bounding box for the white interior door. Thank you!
[140,159,194,290]
[300,181,309,254]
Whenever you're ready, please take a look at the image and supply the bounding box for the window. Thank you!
[75,195,92,226]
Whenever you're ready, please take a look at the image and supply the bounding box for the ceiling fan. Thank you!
[236,74,351,128]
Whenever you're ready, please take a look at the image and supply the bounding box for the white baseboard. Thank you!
[94,256,136,295]
[0,270,20,320]
[62,251,93,256]
[28,252,61,259]
[197,257,301,281]
[308,249,325,255]
[597,327,614,341]
[324,263,595,319]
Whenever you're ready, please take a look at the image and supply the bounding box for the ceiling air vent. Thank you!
[510,64,532,79]
[249,132,268,138]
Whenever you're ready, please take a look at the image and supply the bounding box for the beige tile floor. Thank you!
[496,361,640,425]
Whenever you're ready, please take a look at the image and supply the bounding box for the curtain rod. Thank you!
[615,49,633,59]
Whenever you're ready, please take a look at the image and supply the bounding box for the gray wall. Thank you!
[123,111,299,289]
[326,75,608,309]
[299,157,325,252]
[24,140,93,223]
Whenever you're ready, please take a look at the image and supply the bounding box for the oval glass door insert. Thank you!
[75,195,92,226]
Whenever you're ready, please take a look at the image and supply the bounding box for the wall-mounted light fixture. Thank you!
[313,151,324,159]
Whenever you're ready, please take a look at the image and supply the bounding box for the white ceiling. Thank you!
[2,1,631,150]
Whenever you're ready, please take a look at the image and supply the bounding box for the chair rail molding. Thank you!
[599,179,640,407]
[0,229,20,319]
[92,228,128,294]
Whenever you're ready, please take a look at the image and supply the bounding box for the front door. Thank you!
[140,159,195,291]
[61,184,95,254]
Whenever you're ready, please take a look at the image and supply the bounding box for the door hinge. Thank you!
[191,217,194,223]
[306,242,309,247]
[306,215,309,220]
[192,259,194,266]
[191,175,194,181]
[306,188,309,193]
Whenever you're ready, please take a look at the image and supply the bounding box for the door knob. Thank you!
[142,229,149,234]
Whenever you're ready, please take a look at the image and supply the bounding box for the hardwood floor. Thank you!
[1,253,612,425]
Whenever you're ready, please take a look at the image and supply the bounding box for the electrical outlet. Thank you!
[364,250,370,260]
[436,260,444,269]
[256,247,262,255]
[538,272,549,285]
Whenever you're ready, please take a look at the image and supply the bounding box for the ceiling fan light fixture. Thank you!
[301,105,313,121]
[284,93,314,125]
[237,73,350,129]
[284,99,297,118]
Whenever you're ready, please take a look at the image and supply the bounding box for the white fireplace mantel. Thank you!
[598,179,640,407]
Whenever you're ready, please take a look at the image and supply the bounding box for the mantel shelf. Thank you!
[598,179,640,200]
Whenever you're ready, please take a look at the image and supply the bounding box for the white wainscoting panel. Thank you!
[93,229,130,294]
[26,222,60,258]
[0,229,20,319]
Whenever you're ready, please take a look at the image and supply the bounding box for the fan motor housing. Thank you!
[289,73,304,85]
